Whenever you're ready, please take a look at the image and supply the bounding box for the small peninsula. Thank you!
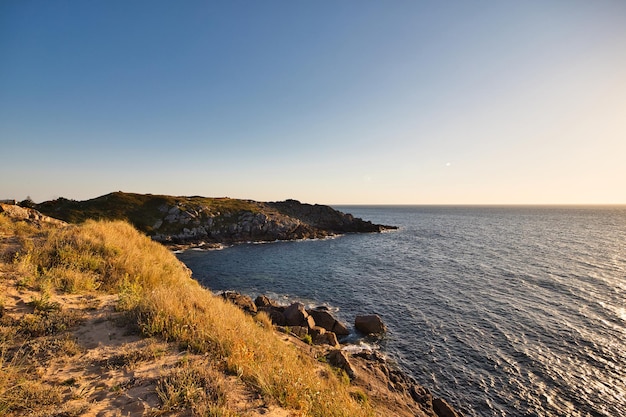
[35,192,397,247]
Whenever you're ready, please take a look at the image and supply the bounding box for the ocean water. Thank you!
[176,206,626,417]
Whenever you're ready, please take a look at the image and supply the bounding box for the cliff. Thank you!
[35,192,397,245]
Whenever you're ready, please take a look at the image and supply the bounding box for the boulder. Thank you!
[307,307,350,336]
[355,314,386,335]
[307,308,350,336]
[332,320,350,336]
[354,350,387,363]
[284,302,315,328]
[307,309,334,329]
[220,291,257,314]
[254,295,279,308]
[410,385,433,407]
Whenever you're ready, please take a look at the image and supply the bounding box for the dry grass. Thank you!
[155,357,236,416]
[0,341,64,415]
[0,215,373,416]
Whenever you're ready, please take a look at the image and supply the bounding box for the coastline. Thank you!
[1,202,461,416]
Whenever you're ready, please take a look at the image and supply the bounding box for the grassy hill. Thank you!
[0,206,375,416]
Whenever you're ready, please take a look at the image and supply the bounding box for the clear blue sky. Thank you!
[2,1,625,204]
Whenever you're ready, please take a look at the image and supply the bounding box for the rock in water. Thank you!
[355,314,387,335]
[307,308,350,336]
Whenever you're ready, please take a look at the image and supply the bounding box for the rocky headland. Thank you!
[35,192,397,247]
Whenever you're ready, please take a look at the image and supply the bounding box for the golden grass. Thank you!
[155,357,236,416]
[0,340,64,415]
[0,215,373,417]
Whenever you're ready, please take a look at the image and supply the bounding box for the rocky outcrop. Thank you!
[268,199,392,233]
[151,207,320,244]
[35,192,397,246]
[235,293,351,348]
[150,200,396,245]
[0,203,67,228]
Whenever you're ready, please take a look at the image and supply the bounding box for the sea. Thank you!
[176,206,626,417]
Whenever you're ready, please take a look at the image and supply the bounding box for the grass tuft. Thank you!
[156,358,231,415]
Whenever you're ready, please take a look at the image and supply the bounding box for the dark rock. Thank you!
[259,307,286,326]
[255,295,279,308]
[220,291,257,314]
[284,302,315,328]
[433,398,460,417]
[332,320,350,336]
[307,309,335,330]
[355,314,386,335]
[308,326,326,338]
[307,308,350,336]
[354,350,386,363]
[268,199,398,234]
[314,332,339,347]
[307,309,333,331]
[288,326,308,338]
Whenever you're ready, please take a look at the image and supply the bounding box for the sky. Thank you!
[1,1,625,205]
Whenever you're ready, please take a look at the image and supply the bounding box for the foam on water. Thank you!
[177,206,626,417]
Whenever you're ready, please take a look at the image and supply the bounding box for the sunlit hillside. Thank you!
[0,208,374,416]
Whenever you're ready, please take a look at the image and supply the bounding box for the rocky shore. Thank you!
[221,291,462,417]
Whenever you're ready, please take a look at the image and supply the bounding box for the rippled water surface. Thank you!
[177,206,626,417]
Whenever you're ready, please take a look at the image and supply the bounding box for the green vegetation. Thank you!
[0,211,373,416]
